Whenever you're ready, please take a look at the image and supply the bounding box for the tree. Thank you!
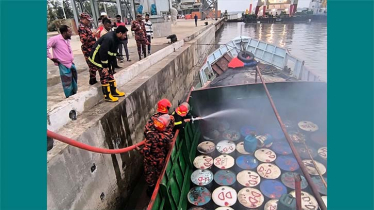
[47,0,57,21]
[63,0,74,18]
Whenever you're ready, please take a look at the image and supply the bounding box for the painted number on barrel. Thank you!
[257,163,281,179]
[204,157,213,167]
[212,187,237,207]
[238,188,264,208]
[255,149,276,162]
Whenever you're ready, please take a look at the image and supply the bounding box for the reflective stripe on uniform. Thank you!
[89,44,103,68]
[108,51,117,56]
[175,121,182,125]
[101,60,108,64]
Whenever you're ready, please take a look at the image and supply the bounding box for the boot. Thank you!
[89,78,98,85]
[102,84,118,102]
[143,51,147,58]
[138,53,142,60]
[109,80,125,97]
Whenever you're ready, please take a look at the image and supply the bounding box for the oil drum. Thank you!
[280,172,308,190]
[236,141,250,155]
[275,155,300,172]
[187,186,212,207]
[257,163,282,179]
[236,170,261,187]
[194,155,214,170]
[197,141,216,156]
[213,170,236,186]
[259,180,287,199]
[236,155,259,170]
[237,187,264,209]
[214,154,235,170]
[254,148,277,163]
[211,186,237,207]
[191,169,214,189]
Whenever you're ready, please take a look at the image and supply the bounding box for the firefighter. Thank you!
[77,13,98,85]
[131,14,149,60]
[147,99,175,133]
[141,114,174,196]
[172,102,194,132]
[88,26,128,102]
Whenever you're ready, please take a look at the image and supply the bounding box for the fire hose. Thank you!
[47,130,145,154]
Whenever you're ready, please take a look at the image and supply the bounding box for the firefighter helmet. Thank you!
[154,114,171,131]
[157,99,172,114]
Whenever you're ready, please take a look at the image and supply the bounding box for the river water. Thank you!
[216,22,327,80]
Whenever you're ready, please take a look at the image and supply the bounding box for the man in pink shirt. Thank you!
[47,25,77,98]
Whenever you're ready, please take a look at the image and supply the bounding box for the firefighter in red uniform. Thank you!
[147,99,175,134]
[139,99,175,196]
[141,114,174,196]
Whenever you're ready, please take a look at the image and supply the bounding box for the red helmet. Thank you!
[157,99,172,114]
[175,102,190,117]
[154,114,171,131]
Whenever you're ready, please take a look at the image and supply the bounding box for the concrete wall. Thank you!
[47,20,222,210]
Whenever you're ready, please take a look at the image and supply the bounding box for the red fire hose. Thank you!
[47,87,195,155]
[47,130,145,154]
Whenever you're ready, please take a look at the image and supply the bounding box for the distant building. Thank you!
[255,0,299,16]
[309,0,327,14]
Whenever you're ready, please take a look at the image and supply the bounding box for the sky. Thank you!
[218,0,311,12]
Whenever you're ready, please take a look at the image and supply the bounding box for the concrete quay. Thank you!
[47,18,224,210]
[47,19,220,132]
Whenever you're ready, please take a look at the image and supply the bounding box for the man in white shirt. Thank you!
[144,14,153,55]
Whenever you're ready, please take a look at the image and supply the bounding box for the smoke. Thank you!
[190,81,327,140]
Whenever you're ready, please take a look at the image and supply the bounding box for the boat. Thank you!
[147,36,327,210]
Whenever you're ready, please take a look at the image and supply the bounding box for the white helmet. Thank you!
[100,12,107,16]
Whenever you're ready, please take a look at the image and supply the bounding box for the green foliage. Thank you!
[63,0,74,18]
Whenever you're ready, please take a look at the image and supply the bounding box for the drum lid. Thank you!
[236,155,259,170]
[237,170,261,187]
[193,155,214,169]
[187,186,211,206]
[214,170,236,186]
[197,141,216,154]
[257,163,282,179]
[260,180,287,199]
[191,169,214,186]
[237,188,264,208]
[214,155,235,169]
[275,155,300,172]
[281,172,308,189]
[254,148,277,163]
[212,186,237,207]
[289,190,318,210]
[302,159,326,176]
[216,140,236,154]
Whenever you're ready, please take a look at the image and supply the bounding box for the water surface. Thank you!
[216,22,327,80]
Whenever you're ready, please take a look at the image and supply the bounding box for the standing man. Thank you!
[194,14,198,27]
[144,14,153,55]
[88,26,128,102]
[115,15,131,62]
[131,14,149,60]
[97,18,122,70]
[78,13,98,85]
[97,18,112,38]
[47,25,77,98]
